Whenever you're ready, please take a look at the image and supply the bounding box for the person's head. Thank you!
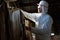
[37,1,49,13]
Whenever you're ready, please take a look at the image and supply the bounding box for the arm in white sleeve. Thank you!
[21,10,36,22]
[31,17,53,35]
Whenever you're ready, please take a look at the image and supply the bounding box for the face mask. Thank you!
[41,6,45,14]
[41,5,48,14]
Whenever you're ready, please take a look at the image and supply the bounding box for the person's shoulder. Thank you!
[43,14,53,21]
[32,13,42,16]
[45,14,52,18]
[45,14,53,22]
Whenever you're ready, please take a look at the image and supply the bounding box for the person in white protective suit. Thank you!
[21,1,53,40]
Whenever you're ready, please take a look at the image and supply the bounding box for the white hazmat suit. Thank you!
[21,1,53,40]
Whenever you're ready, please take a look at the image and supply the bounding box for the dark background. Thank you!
[16,0,60,35]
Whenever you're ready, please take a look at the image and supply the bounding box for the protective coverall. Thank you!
[21,1,53,40]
